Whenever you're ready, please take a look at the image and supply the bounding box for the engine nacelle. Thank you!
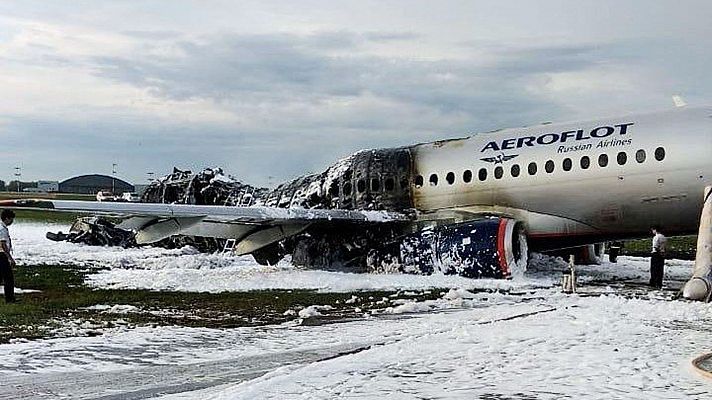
[382,217,528,279]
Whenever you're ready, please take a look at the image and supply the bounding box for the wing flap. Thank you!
[234,224,310,255]
[134,216,206,244]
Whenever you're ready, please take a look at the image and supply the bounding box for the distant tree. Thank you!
[0,180,5,191]
[7,180,36,192]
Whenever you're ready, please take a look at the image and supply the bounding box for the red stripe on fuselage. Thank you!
[496,219,509,278]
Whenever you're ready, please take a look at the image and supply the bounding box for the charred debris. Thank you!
[48,167,269,253]
[47,149,417,270]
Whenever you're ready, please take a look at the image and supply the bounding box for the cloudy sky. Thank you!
[1,0,711,186]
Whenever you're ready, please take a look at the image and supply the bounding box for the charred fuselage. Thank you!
[262,147,414,211]
[257,147,420,272]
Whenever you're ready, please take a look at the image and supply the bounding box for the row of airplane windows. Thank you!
[332,175,408,197]
[327,147,667,197]
[414,147,666,188]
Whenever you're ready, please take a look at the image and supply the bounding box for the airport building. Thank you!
[37,180,59,192]
[59,174,134,194]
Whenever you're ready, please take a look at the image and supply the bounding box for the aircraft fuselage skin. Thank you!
[407,107,712,250]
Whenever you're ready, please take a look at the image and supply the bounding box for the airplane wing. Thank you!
[0,199,412,255]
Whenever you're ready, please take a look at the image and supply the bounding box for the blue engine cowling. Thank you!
[396,218,527,279]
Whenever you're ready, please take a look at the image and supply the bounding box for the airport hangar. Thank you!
[58,174,134,194]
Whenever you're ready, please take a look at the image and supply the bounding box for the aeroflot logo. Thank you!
[480,122,634,152]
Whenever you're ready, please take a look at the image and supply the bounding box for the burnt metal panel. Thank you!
[264,147,414,211]
[350,148,413,210]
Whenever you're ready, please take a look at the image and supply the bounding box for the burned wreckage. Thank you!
[48,167,270,253]
[47,147,527,279]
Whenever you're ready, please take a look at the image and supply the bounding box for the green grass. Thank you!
[13,209,80,224]
[0,192,95,201]
[621,235,697,260]
[0,264,445,343]
[0,192,93,223]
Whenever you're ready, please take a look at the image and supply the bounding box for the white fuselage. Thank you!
[409,107,712,246]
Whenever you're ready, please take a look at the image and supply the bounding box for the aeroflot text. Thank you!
[480,123,634,152]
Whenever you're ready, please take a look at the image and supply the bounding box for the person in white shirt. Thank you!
[0,209,16,303]
[650,226,667,288]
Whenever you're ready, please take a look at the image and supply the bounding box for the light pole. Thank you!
[112,163,117,194]
[147,171,155,182]
[13,167,21,193]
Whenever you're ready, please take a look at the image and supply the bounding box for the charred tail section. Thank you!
[141,167,268,206]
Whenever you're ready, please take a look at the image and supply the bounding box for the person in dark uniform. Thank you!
[0,209,16,303]
[650,226,667,289]
[609,241,623,263]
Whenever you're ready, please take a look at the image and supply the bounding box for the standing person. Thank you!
[609,241,623,263]
[0,209,16,303]
[650,226,667,289]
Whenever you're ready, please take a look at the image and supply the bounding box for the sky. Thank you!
[0,0,711,186]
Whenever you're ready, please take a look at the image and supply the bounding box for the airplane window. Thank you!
[617,151,627,165]
[463,170,472,183]
[528,162,537,175]
[545,160,554,173]
[357,179,366,193]
[414,175,423,188]
[655,147,665,161]
[580,156,590,169]
[429,174,438,186]
[385,177,395,191]
[598,154,608,167]
[329,181,339,196]
[511,164,520,177]
[478,168,487,181]
[562,158,572,171]
[636,149,646,163]
[494,166,503,179]
[371,178,380,192]
[343,182,352,196]
[446,172,455,185]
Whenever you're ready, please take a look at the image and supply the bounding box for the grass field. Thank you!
[13,209,80,224]
[0,264,446,343]
[0,192,95,201]
[0,192,91,223]
[621,235,697,260]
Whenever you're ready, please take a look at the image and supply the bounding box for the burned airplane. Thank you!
[4,106,712,282]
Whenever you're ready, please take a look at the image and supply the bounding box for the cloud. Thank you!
[0,28,655,184]
[1,1,711,185]
[89,32,616,131]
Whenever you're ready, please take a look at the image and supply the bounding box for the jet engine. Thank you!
[372,217,528,278]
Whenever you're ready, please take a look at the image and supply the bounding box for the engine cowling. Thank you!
[393,218,528,278]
